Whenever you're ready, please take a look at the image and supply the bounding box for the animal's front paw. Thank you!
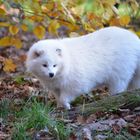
[63,103,71,110]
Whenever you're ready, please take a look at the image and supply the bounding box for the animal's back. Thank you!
[61,26,140,65]
[59,27,140,94]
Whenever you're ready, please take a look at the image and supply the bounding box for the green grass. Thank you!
[0,98,11,120]
[0,98,71,140]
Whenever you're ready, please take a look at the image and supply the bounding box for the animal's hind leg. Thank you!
[128,65,140,90]
[109,79,130,95]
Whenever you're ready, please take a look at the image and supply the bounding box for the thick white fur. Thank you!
[26,26,140,109]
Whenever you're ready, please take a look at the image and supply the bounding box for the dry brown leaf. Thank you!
[19,54,27,62]
[112,124,121,134]
[109,17,120,26]
[77,115,86,124]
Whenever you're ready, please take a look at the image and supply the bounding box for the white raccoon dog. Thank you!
[26,26,140,109]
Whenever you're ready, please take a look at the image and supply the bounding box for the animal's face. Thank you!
[39,48,62,79]
[26,41,63,80]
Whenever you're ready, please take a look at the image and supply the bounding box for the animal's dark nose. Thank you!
[49,73,54,78]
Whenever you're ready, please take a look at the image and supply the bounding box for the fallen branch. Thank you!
[53,89,140,118]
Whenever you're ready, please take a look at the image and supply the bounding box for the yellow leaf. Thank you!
[83,23,95,32]
[47,11,59,18]
[71,5,84,16]
[41,5,49,13]
[119,15,130,26]
[59,21,79,32]
[21,24,28,31]
[31,2,41,13]
[48,20,60,35]
[41,3,54,13]
[9,25,19,35]
[0,8,6,15]
[0,37,11,47]
[3,59,16,72]
[102,0,116,6]
[0,37,22,48]
[12,38,22,49]
[0,22,10,27]
[30,16,43,22]
[33,25,46,39]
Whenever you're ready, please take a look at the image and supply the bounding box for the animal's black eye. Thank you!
[53,64,57,67]
[43,64,48,67]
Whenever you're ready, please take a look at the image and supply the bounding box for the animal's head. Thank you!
[26,40,64,80]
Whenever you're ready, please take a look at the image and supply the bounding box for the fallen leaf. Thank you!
[119,15,130,26]
[3,59,16,72]
[12,38,22,49]
[128,124,139,136]
[69,132,77,140]
[0,37,22,48]
[112,124,121,134]
[21,24,28,31]
[109,17,120,26]
[33,25,46,39]
[48,20,60,35]
[9,25,19,35]
[19,54,27,62]
[77,115,86,124]
[0,36,11,47]
[0,22,10,27]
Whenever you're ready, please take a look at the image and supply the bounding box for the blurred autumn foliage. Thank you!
[0,0,140,72]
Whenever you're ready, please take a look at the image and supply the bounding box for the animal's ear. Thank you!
[56,48,61,56]
[33,50,44,58]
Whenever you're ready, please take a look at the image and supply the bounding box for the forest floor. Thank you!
[0,32,140,140]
